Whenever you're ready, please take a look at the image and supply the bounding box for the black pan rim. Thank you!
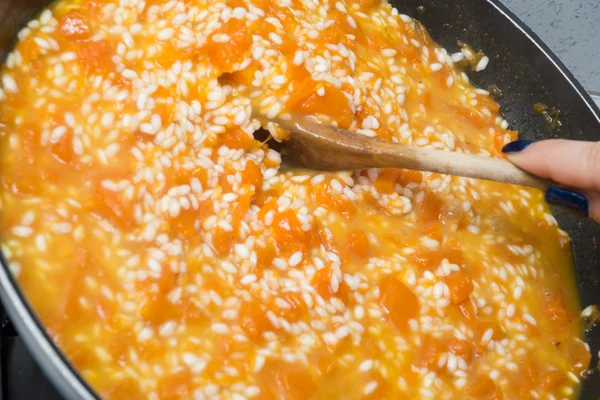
[0,0,598,399]
[485,0,600,122]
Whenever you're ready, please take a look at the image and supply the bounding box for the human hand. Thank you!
[502,139,600,222]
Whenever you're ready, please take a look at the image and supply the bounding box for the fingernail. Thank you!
[502,140,533,153]
[545,187,589,217]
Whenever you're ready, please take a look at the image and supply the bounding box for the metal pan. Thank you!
[0,0,599,398]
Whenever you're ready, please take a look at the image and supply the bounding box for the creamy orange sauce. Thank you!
[0,0,590,398]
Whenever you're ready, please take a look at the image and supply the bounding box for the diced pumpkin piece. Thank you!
[447,339,473,363]
[218,166,236,193]
[212,226,234,255]
[507,356,541,400]
[169,207,199,238]
[320,21,349,48]
[317,352,336,376]
[420,91,433,109]
[255,238,277,268]
[347,229,370,259]
[287,83,354,129]
[379,276,419,331]
[218,127,259,151]
[417,191,444,222]
[181,297,206,323]
[417,335,446,371]
[141,293,181,327]
[396,169,423,187]
[241,161,263,192]
[1,169,39,197]
[560,337,591,377]
[19,127,41,164]
[519,356,540,386]
[540,370,566,391]
[76,39,114,72]
[273,292,307,323]
[543,290,572,334]
[311,181,355,218]
[355,0,380,10]
[258,361,317,400]
[271,209,310,255]
[411,247,464,270]
[205,19,252,73]
[311,267,352,305]
[374,175,396,194]
[94,185,135,230]
[231,191,252,228]
[50,130,75,165]
[468,375,503,400]
[261,2,297,31]
[312,267,334,301]
[316,224,337,253]
[397,44,420,62]
[239,299,271,342]
[156,369,192,400]
[446,271,474,304]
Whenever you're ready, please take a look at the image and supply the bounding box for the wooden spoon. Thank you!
[271,113,553,190]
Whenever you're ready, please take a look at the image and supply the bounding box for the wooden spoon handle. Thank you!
[371,144,554,190]
[278,114,555,190]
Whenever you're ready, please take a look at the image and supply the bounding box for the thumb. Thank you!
[502,139,600,221]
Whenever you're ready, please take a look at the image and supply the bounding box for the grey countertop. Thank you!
[502,0,600,103]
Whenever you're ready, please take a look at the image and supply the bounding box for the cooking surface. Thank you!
[502,0,600,95]
[0,1,598,399]
[0,309,63,400]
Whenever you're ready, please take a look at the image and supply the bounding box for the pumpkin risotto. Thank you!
[0,0,591,398]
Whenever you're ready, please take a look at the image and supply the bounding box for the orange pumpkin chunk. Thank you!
[447,338,473,363]
[379,276,419,331]
[258,362,317,400]
[417,335,446,371]
[93,186,135,230]
[446,271,474,304]
[540,370,566,390]
[288,84,354,129]
[218,127,259,151]
[347,229,370,259]
[311,267,352,305]
[238,299,271,342]
[468,375,503,400]
[560,337,591,377]
[271,209,310,255]
[205,19,252,73]
[417,190,444,222]
[241,161,263,192]
[271,292,307,323]
[76,39,114,72]
[543,290,572,334]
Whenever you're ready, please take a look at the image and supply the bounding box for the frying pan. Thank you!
[0,0,599,399]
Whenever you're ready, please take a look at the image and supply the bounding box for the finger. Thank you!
[502,139,600,191]
[503,139,600,222]
[544,186,592,220]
